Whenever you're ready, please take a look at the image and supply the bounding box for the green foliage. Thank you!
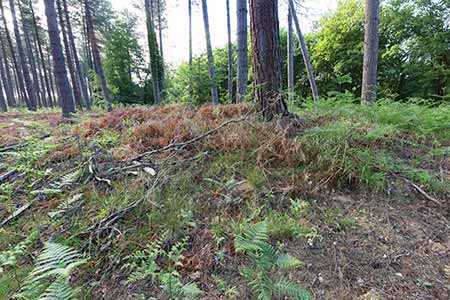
[123,237,203,300]
[234,222,310,300]
[0,231,40,274]
[104,11,148,105]
[14,242,86,300]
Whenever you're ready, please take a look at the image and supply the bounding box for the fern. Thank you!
[234,221,311,300]
[14,242,86,300]
[0,230,40,274]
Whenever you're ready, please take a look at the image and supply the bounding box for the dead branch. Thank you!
[0,169,18,183]
[0,202,32,227]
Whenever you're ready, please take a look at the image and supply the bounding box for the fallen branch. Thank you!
[0,169,18,184]
[0,133,51,153]
[0,202,32,227]
[403,178,442,207]
[129,112,254,162]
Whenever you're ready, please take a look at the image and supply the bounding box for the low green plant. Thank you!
[234,222,310,300]
[14,242,86,300]
[123,237,203,300]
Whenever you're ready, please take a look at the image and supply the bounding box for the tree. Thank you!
[188,0,193,100]
[156,0,165,97]
[0,0,27,107]
[0,75,7,112]
[226,0,233,103]
[8,0,37,110]
[145,0,161,104]
[361,0,380,104]
[249,0,288,120]
[289,0,319,102]
[29,0,55,108]
[44,0,74,117]
[201,0,219,105]
[236,0,248,103]
[57,0,83,110]
[287,6,294,102]
[85,0,112,111]
[0,31,16,107]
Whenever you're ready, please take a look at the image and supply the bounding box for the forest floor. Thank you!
[0,101,449,300]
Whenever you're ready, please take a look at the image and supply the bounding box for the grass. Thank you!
[0,98,449,299]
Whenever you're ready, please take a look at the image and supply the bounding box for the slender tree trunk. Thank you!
[361,0,380,104]
[44,0,74,117]
[236,0,248,103]
[249,0,288,120]
[145,0,161,104]
[226,0,234,103]
[0,0,28,107]
[57,0,83,110]
[63,0,91,110]
[84,0,112,111]
[31,34,49,107]
[0,77,7,112]
[8,0,37,110]
[287,6,294,102]
[201,0,219,105]
[289,0,319,102]
[156,0,165,98]
[46,48,58,106]
[188,0,193,100]
[0,35,16,107]
[30,0,54,108]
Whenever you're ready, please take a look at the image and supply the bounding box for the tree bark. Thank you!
[145,0,161,104]
[0,33,16,107]
[44,0,73,117]
[85,0,112,111]
[0,76,7,112]
[361,0,380,104]
[30,0,54,108]
[249,0,288,120]
[236,0,248,103]
[287,6,294,102]
[156,0,165,98]
[188,0,193,100]
[0,0,28,108]
[62,0,91,110]
[201,0,219,105]
[57,0,83,110]
[8,0,37,110]
[289,0,319,102]
[226,0,234,103]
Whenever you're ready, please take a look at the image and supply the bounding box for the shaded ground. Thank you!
[0,104,449,300]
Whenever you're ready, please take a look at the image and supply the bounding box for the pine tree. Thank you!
[145,0,161,104]
[236,0,248,103]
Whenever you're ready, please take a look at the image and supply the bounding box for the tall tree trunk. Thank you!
[287,6,294,102]
[57,0,83,110]
[145,0,161,104]
[18,1,44,108]
[201,0,219,105]
[226,0,234,103]
[289,0,319,102]
[236,0,248,103]
[46,48,58,105]
[0,0,28,107]
[63,0,91,110]
[249,0,288,120]
[0,77,7,112]
[31,32,50,108]
[44,0,73,117]
[156,0,165,98]
[188,0,193,100]
[361,0,380,104]
[0,34,16,107]
[8,0,37,110]
[84,0,112,111]
[30,0,54,108]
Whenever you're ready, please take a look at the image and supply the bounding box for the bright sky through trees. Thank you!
[111,0,338,64]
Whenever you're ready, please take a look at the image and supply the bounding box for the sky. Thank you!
[110,0,338,65]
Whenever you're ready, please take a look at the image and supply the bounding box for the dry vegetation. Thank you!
[0,103,449,300]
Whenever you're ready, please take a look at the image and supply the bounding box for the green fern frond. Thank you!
[234,221,268,253]
[14,242,85,300]
[276,253,303,269]
[274,278,311,300]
